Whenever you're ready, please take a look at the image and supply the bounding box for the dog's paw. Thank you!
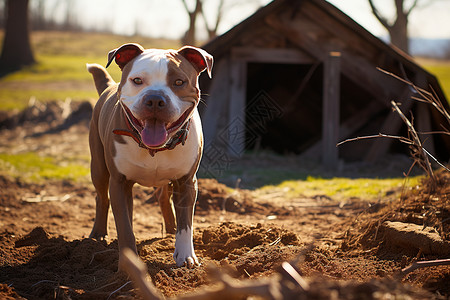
[89,230,107,241]
[173,229,199,268]
[174,252,199,269]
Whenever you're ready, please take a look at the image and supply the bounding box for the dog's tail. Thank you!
[86,63,116,96]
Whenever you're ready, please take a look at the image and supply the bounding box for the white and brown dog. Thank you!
[86,43,212,268]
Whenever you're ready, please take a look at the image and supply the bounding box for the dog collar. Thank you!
[113,100,190,157]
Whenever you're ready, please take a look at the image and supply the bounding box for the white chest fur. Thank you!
[113,111,202,187]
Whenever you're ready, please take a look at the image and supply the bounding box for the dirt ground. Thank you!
[0,102,449,299]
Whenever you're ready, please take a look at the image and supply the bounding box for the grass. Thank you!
[0,152,90,182]
[3,54,119,83]
[0,31,180,111]
[422,62,450,101]
[258,176,421,200]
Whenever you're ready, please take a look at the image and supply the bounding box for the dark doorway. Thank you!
[245,62,323,154]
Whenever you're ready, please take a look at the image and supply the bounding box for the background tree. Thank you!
[0,0,35,73]
[180,0,262,45]
[181,0,203,45]
[367,0,422,54]
[200,0,225,40]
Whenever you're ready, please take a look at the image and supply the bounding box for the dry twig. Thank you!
[89,249,117,265]
[399,259,450,278]
[120,248,164,300]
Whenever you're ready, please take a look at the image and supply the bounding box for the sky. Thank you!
[38,0,450,40]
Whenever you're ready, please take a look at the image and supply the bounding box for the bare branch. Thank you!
[399,259,450,277]
[406,0,420,16]
[377,67,450,124]
[336,133,414,147]
[367,0,392,29]
[423,148,450,172]
[120,248,164,300]
[390,100,436,183]
[180,0,190,13]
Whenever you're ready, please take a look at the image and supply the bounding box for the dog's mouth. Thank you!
[124,105,193,148]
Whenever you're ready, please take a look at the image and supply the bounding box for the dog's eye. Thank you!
[132,78,143,85]
[174,79,184,86]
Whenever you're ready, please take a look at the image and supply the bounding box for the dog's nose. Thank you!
[144,94,166,109]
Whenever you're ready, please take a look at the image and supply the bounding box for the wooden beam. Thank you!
[231,47,315,64]
[365,73,427,162]
[364,89,414,162]
[264,13,398,105]
[302,101,384,158]
[201,58,230,145]
[226,59,247,157]
[322,51,341,168]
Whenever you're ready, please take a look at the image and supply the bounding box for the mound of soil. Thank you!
[341,170,450,296]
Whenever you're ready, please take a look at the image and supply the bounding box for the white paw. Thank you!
[173,228,199,268]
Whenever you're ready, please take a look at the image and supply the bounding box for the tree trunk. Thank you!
[389,6,409,53]
[0,0,35,72]
[368,0,417,54]
[183,11,198,45]
[181,0,202,46]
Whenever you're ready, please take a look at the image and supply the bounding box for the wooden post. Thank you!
[322,51,341,168]
[227,59,247,157]
[202,58,230,145]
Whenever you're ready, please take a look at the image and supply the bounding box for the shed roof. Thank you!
[199,0,450,163]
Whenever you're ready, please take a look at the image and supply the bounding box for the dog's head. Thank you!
[106,43,213,149]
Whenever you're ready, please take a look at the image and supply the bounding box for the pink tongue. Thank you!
[141,119,168,147]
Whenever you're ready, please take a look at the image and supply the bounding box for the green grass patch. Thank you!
[259,176,421,200]
[2,54,121,83]
[0,31,181,111]
[421,60,450,103]
[0,152,90,182]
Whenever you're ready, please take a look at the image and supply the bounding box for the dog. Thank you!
[86,43,212,268]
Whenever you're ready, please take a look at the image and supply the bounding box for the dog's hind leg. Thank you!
[155,184,176,234]
[89,121,110,239]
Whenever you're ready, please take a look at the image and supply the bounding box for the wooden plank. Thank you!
[231,47,315,64]
[264,12,397,105]
[201,58,230,145]
[365,73,427,162]
[302,101,384,157]
[322,52,341,168]
[365,73,426,162]
[364,89,414,162]
[226,59,247,157]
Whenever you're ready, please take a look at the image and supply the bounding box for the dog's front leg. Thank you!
[171,174,199,268]
[109,176,137,269]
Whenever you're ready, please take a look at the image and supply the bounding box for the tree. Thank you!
[200,0,225,40]
[0,0,35,73]
[180,0,262,45]
[181,0,203,45]
[368,0,420,54]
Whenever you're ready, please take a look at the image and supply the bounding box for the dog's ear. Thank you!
[178,46,213,78]
[106,43,144,70]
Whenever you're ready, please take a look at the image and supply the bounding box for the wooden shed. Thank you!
[198,0,450,167]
